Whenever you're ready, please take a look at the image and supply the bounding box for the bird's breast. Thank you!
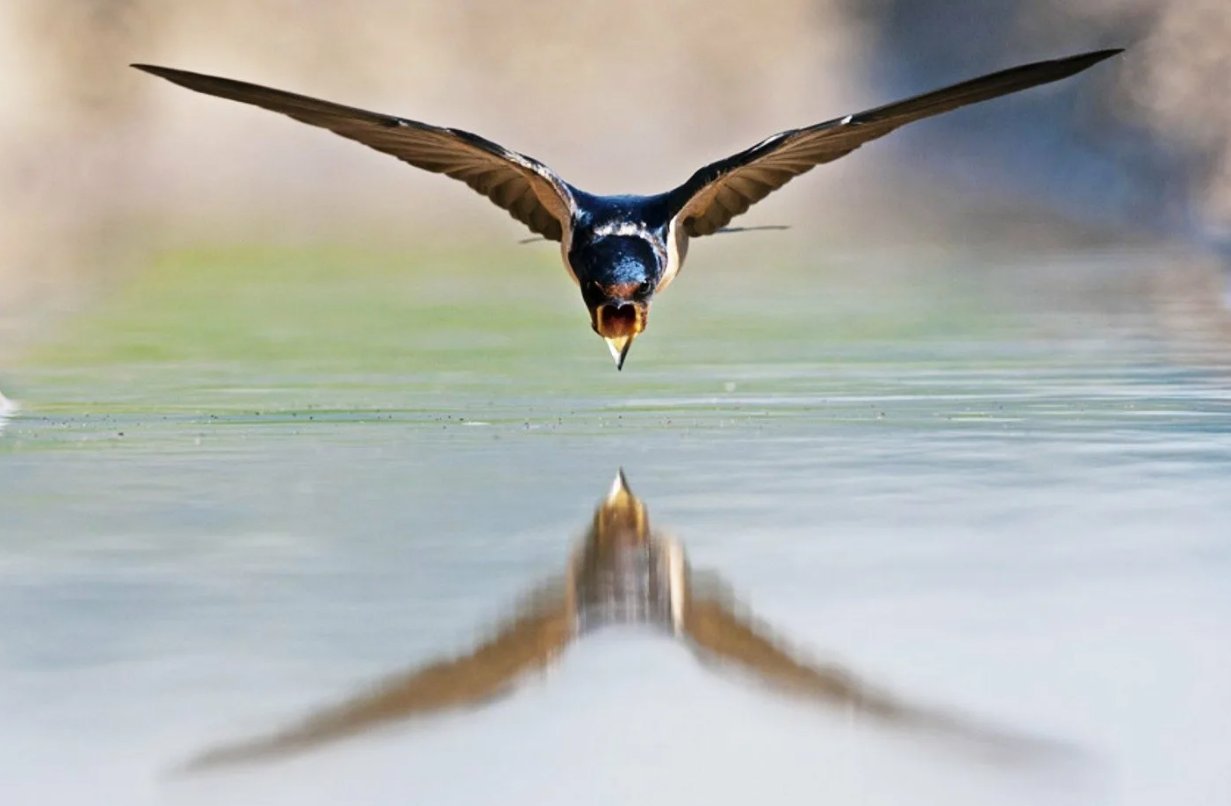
[573,540,675,633]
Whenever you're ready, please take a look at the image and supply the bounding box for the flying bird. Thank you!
[134,49,1121,369]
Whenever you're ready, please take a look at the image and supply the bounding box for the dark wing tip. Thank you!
[1037,48,1124,84]
[130,63,212,90]
[1087,47,1126,59]
[131,63,173,76]
[1067,48,1125,68]
[131,63,236,86]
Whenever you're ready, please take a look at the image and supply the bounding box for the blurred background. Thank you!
[1,0,1230,359]
[2,4,1230,806]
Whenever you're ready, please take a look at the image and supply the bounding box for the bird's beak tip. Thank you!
[604,335,635,370]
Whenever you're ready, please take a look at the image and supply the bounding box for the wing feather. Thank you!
[133,64,576,241]
[669,49,1121,237]
[182,584,575,770]
[683,593,1066,758]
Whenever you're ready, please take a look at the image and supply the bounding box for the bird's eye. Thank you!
[637,281,654,296]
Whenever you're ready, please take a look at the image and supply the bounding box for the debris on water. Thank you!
[0,390,15,436]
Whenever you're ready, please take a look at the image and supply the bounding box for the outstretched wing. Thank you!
[668,49,1121,237]
[682,592,1066,759]
[133,64,577,241]
[181,586,575,771]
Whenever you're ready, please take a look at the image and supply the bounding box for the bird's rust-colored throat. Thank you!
[594,302,646,370]
[595,302,644,339]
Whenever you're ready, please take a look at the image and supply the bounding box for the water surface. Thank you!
[2,241,1229,805]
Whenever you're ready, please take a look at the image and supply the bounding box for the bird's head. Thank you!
[573,234,660,370]
[590,469,650,547]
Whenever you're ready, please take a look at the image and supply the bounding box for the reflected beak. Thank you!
[604,335,635,370]
[595,468,648,539]
[606,468,634,506]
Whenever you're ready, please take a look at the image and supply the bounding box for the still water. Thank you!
[1,240,1229,804]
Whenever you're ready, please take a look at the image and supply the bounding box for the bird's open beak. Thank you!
[594,302,646,371]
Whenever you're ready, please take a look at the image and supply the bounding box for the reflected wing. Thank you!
[133,64,577,241]
[668,49,1121,237]
[682,594,1062,758]
[183,586,574,770]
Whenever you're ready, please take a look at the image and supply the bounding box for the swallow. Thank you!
[134,49,1120,369]
[180,471,1063,771]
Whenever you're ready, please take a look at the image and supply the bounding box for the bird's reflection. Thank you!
[186,472,1062,770]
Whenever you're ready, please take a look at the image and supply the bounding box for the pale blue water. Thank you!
[1,246,1229,805]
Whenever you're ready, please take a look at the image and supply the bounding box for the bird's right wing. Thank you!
[133,64,577,241]
[667,49,1121,237]
[682,592,1065,759]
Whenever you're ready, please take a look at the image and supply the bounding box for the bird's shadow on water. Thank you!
[174,471,1085,777]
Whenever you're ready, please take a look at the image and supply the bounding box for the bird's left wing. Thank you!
[667,49,1121,237]
[133,65,577,241]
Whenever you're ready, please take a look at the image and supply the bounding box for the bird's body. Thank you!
[564,190,680,364]
[134,49,1121,369]
[569,470,685,633]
